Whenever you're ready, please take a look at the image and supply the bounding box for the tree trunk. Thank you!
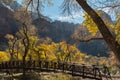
[22,46,29,80]
[22,55,26,80]
[76,0,120,62]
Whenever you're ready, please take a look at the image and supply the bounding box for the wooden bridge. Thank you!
[0,60,112,80]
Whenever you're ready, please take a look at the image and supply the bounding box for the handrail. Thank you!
[0,60,114,80]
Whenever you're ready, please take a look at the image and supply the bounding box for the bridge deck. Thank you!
[0,60,112,80]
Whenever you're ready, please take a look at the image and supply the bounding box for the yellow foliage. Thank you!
[115,15,120,42]
[17,8,27,12]
[83,13,99,36]
[84,55,89,59]
[14,53,22,60]
[14,8,31,24]
[99,59,106,65]
[5,34,14,39]
[32,41,89,63]
[83,11,115,36]
[0,51,10,62]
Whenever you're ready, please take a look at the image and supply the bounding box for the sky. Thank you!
[17,0,84,24]
[17,0,120,24]
[42,0,84,24]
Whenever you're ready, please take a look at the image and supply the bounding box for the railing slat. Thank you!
[0,60,113,80]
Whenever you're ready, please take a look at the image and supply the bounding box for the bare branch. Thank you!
[75,37,103,42]
[61,0,81,16]
[26,0,32,10]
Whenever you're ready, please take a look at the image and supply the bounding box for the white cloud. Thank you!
[50,12,84,23]
[57,12,83,20]
[49,13,84,23]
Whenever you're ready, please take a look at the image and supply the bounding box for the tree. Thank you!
[75,0,120,63]
[0,51,9,62]
[5,34,18,60]
[115,15,120,42]
[72,25,103,42]
[14,8,39,79]
[4,0,120,62]
[61,0,120,63]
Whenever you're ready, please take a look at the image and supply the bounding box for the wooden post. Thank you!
[0,63,2,69]
[82,64,85,78]
[93,65,97,78]
[71,63,75,76]
[45,61,49,71]
[33,60,36,67]
[54,62,57,72]
[62,63,65,72]
[8,62,11,69]
[5,62,8,69]
[17,61,20,68]
[12,61,15,68]
[103,65,112,80]
[39,60,42,71]
[97,68,102,80]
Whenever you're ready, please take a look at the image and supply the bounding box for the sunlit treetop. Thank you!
[83,10,114,35]
[83,11,120,42]
[115,15,120,41]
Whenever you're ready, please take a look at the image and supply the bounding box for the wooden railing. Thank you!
[0,60,112,80]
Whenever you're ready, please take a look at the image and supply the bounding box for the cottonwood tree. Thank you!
[72,25,103,42]
[20,0,120,63]
[61,0,120,63]
[15,9,30,68]
[5,34,18,60]
[14,8,39,79]
[77,0,120,63]
[4,0,120,62]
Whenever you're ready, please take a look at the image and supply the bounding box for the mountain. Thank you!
[0,3,19,50]
[33,18,77,42]
[33,10,113,56]
[33,18,110,56]
[78,40,109,56]
[9,1,22,11]
[0,4,111,56]
[0,1,22,11]
[100,10,114,24]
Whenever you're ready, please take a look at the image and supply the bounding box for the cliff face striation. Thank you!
[0,3,19,50]
[0,2,110,56]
